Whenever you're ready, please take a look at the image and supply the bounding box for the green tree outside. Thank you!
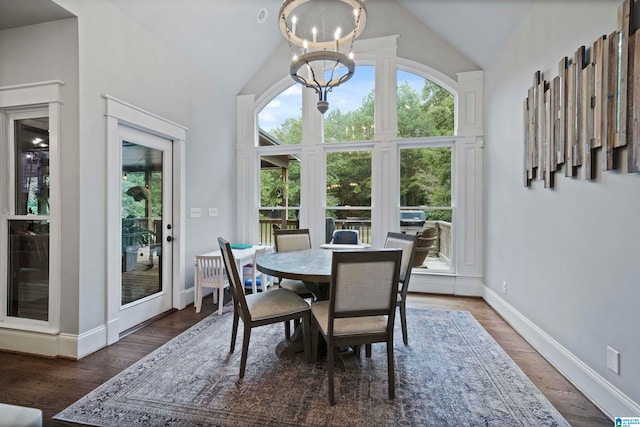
[260,75,454,221]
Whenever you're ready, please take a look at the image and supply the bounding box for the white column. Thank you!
[299,74,326,246]
[236,94,259,245]
[453,70,484,292]
[372,141,395,247]
[374,41,398,142]
[456,71,484,137]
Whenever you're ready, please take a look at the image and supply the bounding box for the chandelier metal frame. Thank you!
[278,0,367,114]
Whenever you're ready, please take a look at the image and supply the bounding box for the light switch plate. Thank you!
[190,207,201,218]
[208,207,218,217]
[607,346,620,375]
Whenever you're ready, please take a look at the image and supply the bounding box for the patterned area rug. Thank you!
[55,308,569,426]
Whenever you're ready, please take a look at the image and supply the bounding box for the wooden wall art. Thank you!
[524,0,639,188]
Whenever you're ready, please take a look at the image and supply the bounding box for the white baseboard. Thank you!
[75,325,108,359]
[453,276,484,296]
[58,333,79,358]
[180,286,195,308]
[409,273,483,297]
[0,325,108,360]
[483,286,640,419]
[0,329,59,356]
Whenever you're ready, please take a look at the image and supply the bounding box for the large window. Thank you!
[246,43,474,279]
[325,150,372,244]
[397,70,454,138]
[258,154,301,246]
[399,146,452,271]
[3,111,51,322]
[324,65,375,142]
[259,86,302,145]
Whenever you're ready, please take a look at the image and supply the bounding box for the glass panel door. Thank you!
[121,142,163,304]
[118,126,172,332]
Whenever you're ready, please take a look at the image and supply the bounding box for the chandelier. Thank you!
[278,0,367,114]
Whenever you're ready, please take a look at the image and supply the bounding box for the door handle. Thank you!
[166,236,175,242]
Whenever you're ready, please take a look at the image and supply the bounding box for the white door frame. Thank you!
[118,126,173,332]
[104,95,187,345]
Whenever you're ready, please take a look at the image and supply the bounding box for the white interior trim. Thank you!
[104,95,187,346]
[0,81,63,353]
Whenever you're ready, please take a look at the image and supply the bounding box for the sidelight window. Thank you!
[2,110,52,323]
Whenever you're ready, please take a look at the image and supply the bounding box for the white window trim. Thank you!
[0,81,63,334]
[237,40,484,294]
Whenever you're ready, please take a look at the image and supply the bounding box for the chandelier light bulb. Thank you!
[349,52,354,60]
[312,26,317,43]
[291,15,297,36]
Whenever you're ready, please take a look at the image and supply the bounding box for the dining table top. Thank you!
[256,248,334,284]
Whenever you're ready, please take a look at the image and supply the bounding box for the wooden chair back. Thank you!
[195,255,226,286]
[384,232,418,287]
[274,228,311,252]
[218,237,250,320]
[329,249,401,331]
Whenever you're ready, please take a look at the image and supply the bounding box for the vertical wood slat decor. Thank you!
[557,57,568,166]
[524,0,637,188]
[574,46,584,170]
[582,48,595,180]
[631,31,640,171]
[593,36,605,150]
[605,30,618,170]
[566,61,576,177]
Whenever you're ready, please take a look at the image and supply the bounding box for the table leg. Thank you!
[275,322,306,357]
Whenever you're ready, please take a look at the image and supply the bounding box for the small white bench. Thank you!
[0,403,42,427]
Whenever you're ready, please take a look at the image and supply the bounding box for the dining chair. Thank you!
[273,228,314,338]
[329,229,360,245]
[194,255,228,315]
[218,237,311,379]
[384,231,418,346]
[310,249,402,405]
[242,247,272,294]
[273,228,313,296]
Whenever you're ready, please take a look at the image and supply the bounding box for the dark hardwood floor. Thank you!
[0,293,610,426]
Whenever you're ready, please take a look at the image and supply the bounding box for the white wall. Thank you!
[485,0,639,416]
[0,18,81,334]
[49,0,239,338]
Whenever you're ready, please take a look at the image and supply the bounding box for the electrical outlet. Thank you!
[607,346,620,375]
[502,281,507,295]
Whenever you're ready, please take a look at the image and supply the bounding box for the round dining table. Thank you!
[256,248,334,300]
[256,247,364,365]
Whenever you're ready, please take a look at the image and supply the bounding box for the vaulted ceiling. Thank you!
[1,0,533,87]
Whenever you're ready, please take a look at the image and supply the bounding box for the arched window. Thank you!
[397,70,454,138]
[255,67,455,270]
[241,42,488,281]
[258,85,302,145]
[396,70,454,271]
[324,65,375,142]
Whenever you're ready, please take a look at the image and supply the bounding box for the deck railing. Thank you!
[258,218,451,255]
